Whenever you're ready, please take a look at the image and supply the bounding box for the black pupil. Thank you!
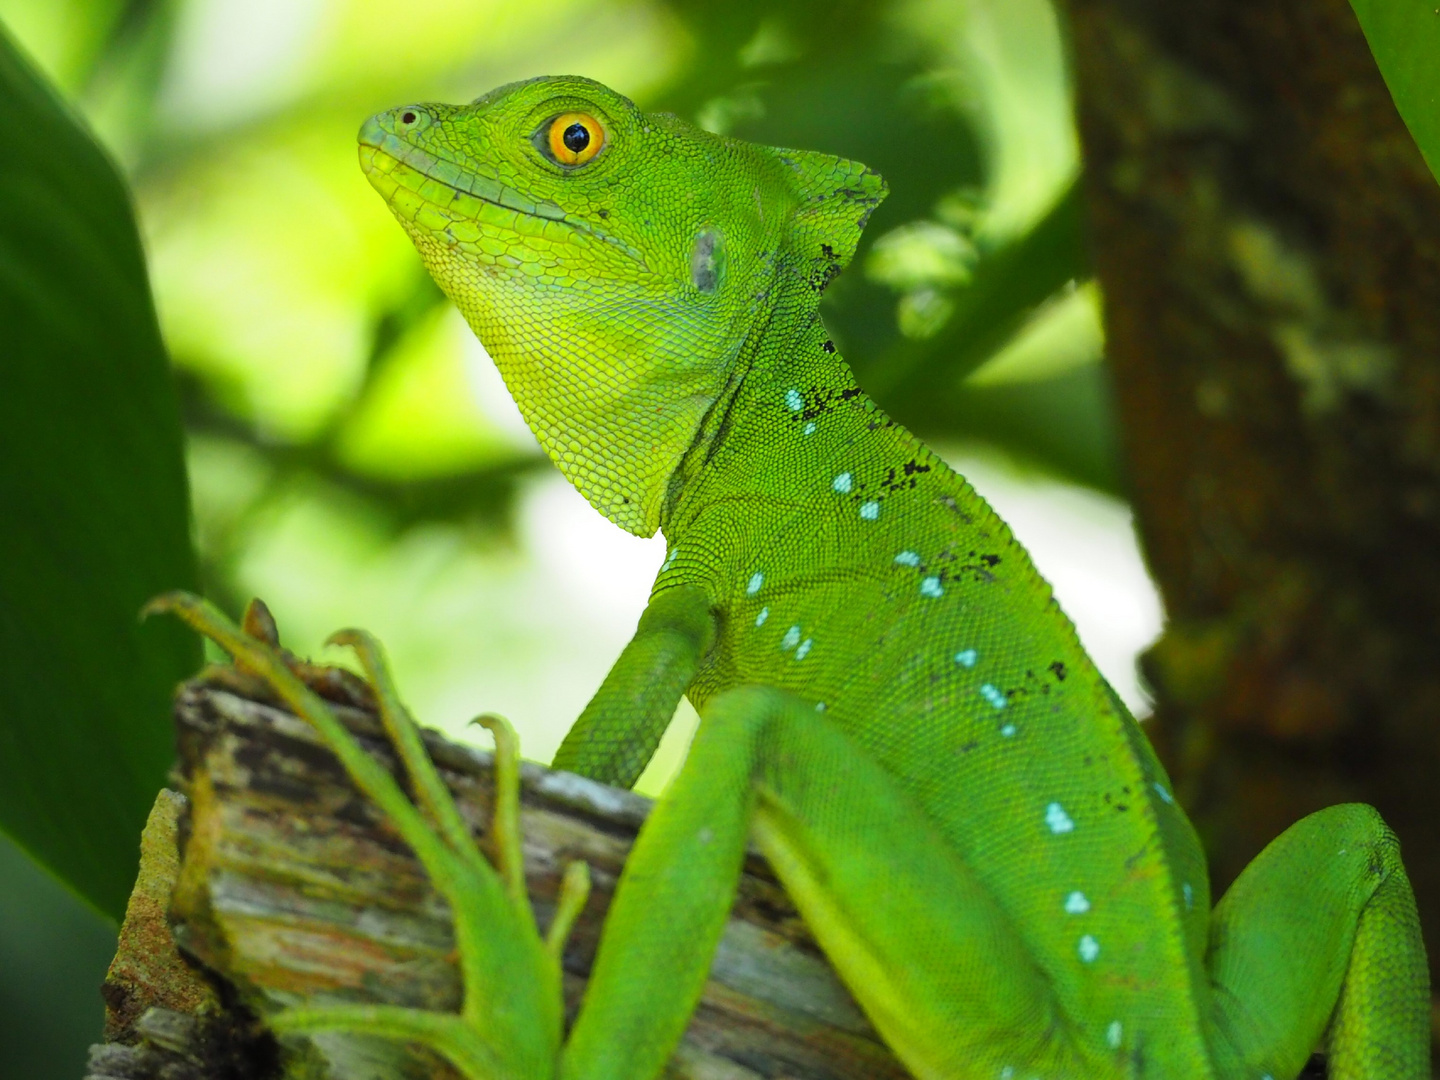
[562,122,590,154]
[401,110,416,124]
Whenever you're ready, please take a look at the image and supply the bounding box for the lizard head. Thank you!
[359,76,885,535]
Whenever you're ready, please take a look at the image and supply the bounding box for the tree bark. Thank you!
[1067,0,1440,1010]
[89,673,909,1080]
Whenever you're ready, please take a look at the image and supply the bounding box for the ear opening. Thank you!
[768,147,887,292]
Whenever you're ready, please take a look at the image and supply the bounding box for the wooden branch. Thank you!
[92,672,910,1080]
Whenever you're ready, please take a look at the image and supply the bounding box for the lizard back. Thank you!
[661,319,1219,1076]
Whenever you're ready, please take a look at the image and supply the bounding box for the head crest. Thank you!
[768,148,887,292]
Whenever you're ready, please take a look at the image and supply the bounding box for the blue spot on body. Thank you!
[1046,802,1075,834]
[781,625,801,650]
[920,576,944,598]
[833,472,853,493]
[894,550,920,566]
[1000,723,1017,737]
[803,421,816,435]
[755,606,769,627]
[1153,782,1174,805]
[1064,891,1090,914]
[859,501,880,520]
[746,572,763,595]
[980,684,1007,709]
[795,638,813,660]
[785,389,804,412]
[1078,935,1100,962]
[954,648,978,667]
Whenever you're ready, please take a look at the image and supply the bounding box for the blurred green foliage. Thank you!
[7,0,1108,768]
[0,0,1108,1073]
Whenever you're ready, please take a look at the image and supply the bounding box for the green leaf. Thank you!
[0,831,116,1079]
[0,22,198,920]
[1349,0,1440,186]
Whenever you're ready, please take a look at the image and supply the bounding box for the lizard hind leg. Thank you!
[562,684,1077,1080]
[1203,802,1429,1080]
[146,593,566,1079]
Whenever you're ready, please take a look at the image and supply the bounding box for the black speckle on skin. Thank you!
[597,208,609,219]
[840,386,863,400]
[1124,841,1153,870]
[1049,661,1068,681]
[1021,669,1054,698]
[958,740,980,754]
[880,460,931,494]
[947,551,999,584]
[822,339,836,354]
[810,261,842,293]
[793,386,839,423]
[937,495,975,524]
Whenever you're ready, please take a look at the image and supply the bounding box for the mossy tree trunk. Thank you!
[1067,0,1440,999]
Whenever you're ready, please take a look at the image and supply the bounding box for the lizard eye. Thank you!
[547,112,605,166]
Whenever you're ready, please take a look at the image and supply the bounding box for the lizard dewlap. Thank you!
[353,75,1430,1079]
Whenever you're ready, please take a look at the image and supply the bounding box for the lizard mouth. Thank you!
[358,119,647,268]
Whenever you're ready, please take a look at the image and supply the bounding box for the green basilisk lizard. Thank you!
[153,74,1429,1079]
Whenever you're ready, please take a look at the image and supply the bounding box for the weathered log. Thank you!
[93,671,909,1079]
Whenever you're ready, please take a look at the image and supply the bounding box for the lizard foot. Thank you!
[146,591,589,1079]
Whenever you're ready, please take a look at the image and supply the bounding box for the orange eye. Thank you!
[548,112,605,166]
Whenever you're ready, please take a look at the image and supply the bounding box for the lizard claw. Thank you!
[148,591,577,1077]
[240,596,281,647]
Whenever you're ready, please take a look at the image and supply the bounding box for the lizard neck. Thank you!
[659,302,864,538]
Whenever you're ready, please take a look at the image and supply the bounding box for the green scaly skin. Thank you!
[165,76,1430,1079]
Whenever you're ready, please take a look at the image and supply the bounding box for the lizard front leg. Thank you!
[552,583,715,788]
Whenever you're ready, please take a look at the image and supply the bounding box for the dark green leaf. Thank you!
[0,832,116,1079]
[1349,0,1440,186]
[0,22,198,920]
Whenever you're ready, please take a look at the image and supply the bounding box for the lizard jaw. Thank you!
[357,112,648,270]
